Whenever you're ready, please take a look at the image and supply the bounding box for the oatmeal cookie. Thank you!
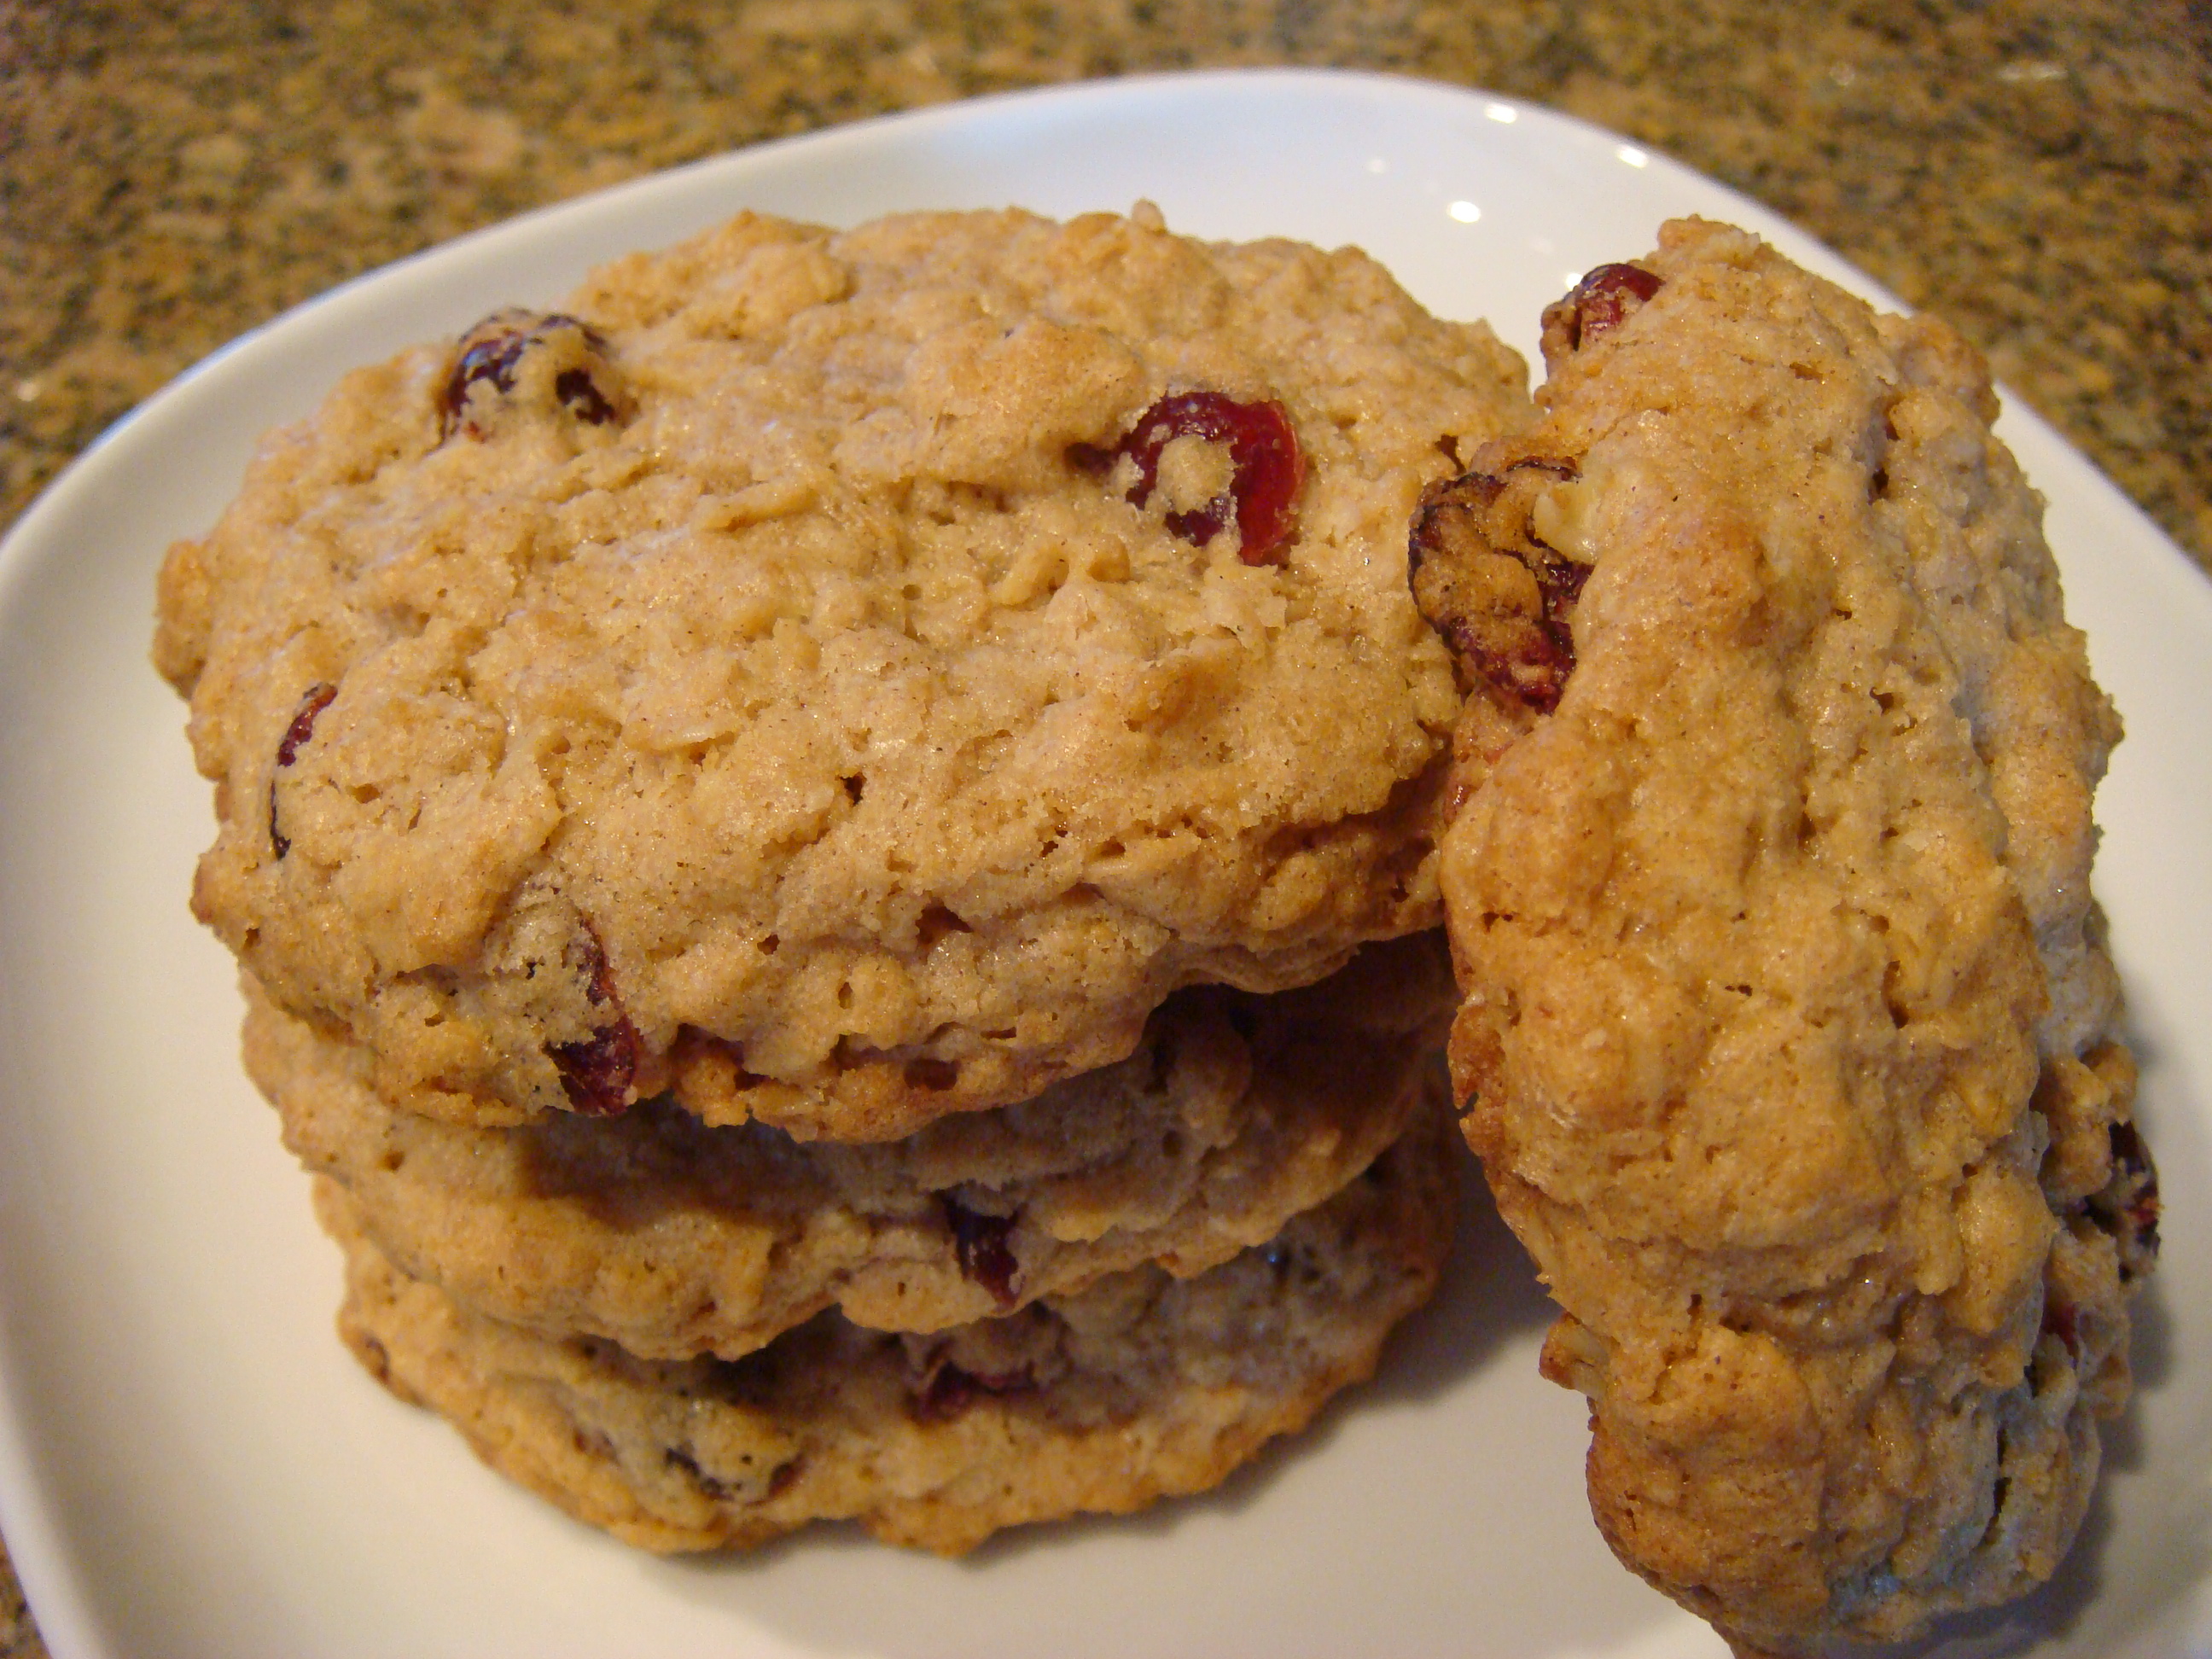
[322,1100,1457,1554]
[249,933,1452,1359]
[155,205,1528,1139]
[1417,219,2152,1650]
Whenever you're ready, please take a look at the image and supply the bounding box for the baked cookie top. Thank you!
[156,205,1528,1138]
[323,1098,1456,1556]
[249,932,1452,1360]
[1417,220,2148,1650]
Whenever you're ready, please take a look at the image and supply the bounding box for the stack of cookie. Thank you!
[154,206,1532,1549]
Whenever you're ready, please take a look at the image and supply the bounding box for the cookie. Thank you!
[155,204,1530,1140]
[1416,220,2153,1650]
[322,1098,1458,1555]
[248,932,1453,1359]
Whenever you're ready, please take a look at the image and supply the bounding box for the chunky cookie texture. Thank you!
[156,205,1528,1139]
[1420,219,2151,1652]
[323,1098,1457,1556]
[249,933,1452,1360]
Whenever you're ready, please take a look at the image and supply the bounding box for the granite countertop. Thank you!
[1,1,2207,1650]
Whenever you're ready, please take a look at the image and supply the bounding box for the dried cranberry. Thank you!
[941,1196,1021,1307]
[268,682,336,859]
[911,1361,1034,1423]
[1069,390,1305,564]
[1573,264,1663,340]
[1409,457,1588,713]
[439,309,623,441]
[276,684,337,767]
[546,923,639,1116]
[549,1025,640,1117]
[1539,263,1663,367]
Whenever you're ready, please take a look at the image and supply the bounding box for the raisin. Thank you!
[546,923,640,1116]
[1069,390,1305,564]
[438,309,626,441]
[1408,457,1587,712]
[1539,263,1662,368]
[911,1361,1035,1423]
[941,1196,1021,1307]
[268,682,336,859]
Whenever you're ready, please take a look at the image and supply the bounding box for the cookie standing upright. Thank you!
[155,205,1530,1141]
[1415,219,2154,1651]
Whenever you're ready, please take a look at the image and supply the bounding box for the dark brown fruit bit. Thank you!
[546,922,640,1115]
[1540,262,1663,367]
[438,308,626,441]
[268,682,337,859]
[941,1196,1021,1307]
[1069,389,1305,564]
[911,1360,1035,1423]
[1409,456,1589,713]
[549,1024,640,1116]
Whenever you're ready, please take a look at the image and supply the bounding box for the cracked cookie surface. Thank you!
[1423,219,2151,1652]
[156,205,1528,1139]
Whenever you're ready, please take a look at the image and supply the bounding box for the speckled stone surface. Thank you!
[1,0,2207,1646]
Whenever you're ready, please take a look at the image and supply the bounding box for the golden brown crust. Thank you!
[160,206,1529,1138]
[1426,218,2151,1650]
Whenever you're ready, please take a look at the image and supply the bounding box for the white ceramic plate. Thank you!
[3,67,2209,1659]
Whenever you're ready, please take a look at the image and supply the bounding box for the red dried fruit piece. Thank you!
[438,309,624,441]
[911,1361,1035,1424]
[941,1196,1021,1307]
[546,923,640,1116]
[1571,263,1664,341]
[268,681,336,859]
[1408,457,1588,713]
[1539,262,1663,367]
[1069,390,1305,565]
[549,1025,640,1117]
[276,683,338,767]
